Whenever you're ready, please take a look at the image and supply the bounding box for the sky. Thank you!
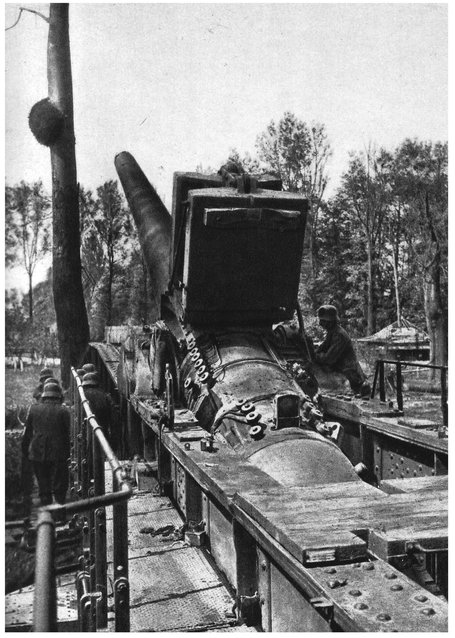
[4,1,449,291]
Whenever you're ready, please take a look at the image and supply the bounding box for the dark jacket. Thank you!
[22,401,71,462]
[32,383,43,401]
[84,387,115,436]
[315,323,366,391]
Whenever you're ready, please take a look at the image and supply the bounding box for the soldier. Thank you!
[82,363,96,374]
[82,372,117,448]
[32,367,54,402]
[22,384,70,506]
[314,305,370,397]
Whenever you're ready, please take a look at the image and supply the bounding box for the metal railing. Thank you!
[33,368,133,632]
[371,359,448,429]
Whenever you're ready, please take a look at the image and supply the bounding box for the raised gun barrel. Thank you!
[115,151,172,320]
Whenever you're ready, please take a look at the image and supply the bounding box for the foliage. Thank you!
[5,181,51,320]
[5,117,447,357]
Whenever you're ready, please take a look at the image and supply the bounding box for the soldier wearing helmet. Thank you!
[21,381,70,506]
[82,372,117,448]
[32,367,55,402]
[82,363,96,374]
[315,305,370,397]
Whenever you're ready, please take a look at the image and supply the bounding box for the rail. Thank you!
[371,359,448,429]
[33,367,133,632]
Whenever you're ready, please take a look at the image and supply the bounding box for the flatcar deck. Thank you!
[87,342,448,631]
[133,396,447,632]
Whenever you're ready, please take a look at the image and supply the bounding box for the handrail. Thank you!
[371,359,448,429]
[33,367,132,632]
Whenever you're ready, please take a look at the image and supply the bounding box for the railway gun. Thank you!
[83,152,448,632]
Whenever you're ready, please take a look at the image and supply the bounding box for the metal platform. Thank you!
[5,574,78,632]
[104,481,255,632]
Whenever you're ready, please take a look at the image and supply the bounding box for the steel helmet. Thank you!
[43,377,60,387]
[82,363,96,373]
[317,305,339,322]
[41,384,63,399]
[39,369,54,382]
[82,372,99,388]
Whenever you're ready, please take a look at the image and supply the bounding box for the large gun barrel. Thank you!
[115,151,172,320]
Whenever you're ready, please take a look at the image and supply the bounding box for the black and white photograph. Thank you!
[4,1,448,632]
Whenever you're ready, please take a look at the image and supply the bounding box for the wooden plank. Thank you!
[380,475,448,494]
[231,503,448,632]
[233,489,447,564]
[369,526,448,560]
[234,488,446,530]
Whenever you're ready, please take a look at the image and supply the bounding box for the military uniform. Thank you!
[22,401,70,505]
[315,307,368,394]
[84,387,117,447]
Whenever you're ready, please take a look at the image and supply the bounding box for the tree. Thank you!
[5,181,51,322]
[393,139,448,366]
[335,146,392,335]
[5,290,28,354]
[23,3,90,386]
[80,181,133,338]
[256,112,332,281]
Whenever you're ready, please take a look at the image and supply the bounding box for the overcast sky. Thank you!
[4,1,448,290]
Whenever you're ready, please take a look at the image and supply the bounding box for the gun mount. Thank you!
[114,151,358,486]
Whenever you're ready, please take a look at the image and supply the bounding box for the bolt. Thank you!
[324,567,337,574]
[377,613,392,622]
[352,563,361,568]
[415,594,428,603]
[349,589,362,597]
[327,578,347,589]
[363,563,375,571]
[390,584,403,591]
[261,561,267,571]
[421,608,435,616]
[384,573,397,580]
[354,602,368,610]
[376,447,380,453]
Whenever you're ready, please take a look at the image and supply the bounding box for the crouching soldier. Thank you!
[22,383,70,506]
[314,305,370,397]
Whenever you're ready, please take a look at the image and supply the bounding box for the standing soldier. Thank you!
[32,367,54,402]
[314,305,370,397]
[82,372,118,450]
[22,384,70,506]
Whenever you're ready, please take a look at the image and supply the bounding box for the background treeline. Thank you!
[5,112,448,364]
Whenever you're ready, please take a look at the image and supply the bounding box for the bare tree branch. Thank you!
[5,6,49,31]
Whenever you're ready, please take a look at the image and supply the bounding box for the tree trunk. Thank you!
[366,237,375,335]
[28,272,33,322]
[423,193,447,369]
[107,250,114,325]
[391,242,401,327]
[48,4,89,387]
